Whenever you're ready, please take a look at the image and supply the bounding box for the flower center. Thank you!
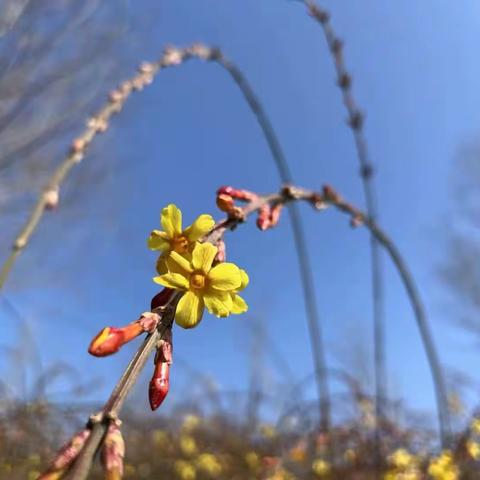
[171,235,189,254]
[190,272,206,290]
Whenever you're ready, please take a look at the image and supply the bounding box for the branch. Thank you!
[0,42,331,434]
[217,184,450,447]
[301,0,388,451]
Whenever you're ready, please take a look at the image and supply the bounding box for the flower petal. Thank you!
[192,242,217,274]
[148,230,171,251]
[156,255,168,275]
[153,272,189,290]
[238,269,249,292]
[175,291,204,328]
[167,251,193,275]
[204,291,233,317]
[184,214,215,242]
[208,263,241,291]
[230,294,248,314]
[161,204,182,237]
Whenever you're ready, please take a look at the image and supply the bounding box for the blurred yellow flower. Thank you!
[245,451,260,470]
[196,453,222,476]
[471,418,480,435]
[174,460,196,480]
[259,424,277,439]
[466,440,480,460]
[428,451,459,480]
[180,436,198,456]
[154,242,247,328]
[390,449,414,469]
[148,204,214,273]
[312,458,330,477]
[182,414,201,432]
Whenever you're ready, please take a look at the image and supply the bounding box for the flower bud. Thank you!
[269,204,283,227]
[256,205,271,231]
[149,362,170,411]
[216,193,235,213]
[101,422,125,480]
[150,288,174,310]
[88,323,143,357]
[149,331,173,410]
[38,428,90,479]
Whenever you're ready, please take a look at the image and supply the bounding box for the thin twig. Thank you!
[224,184,451,447]
[64,295,180,480]
[0,43,331,435]
[301,0,387,455]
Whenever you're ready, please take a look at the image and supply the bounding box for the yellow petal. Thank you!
[192,242,217,274]
[204,291,233,317]
[153,272,189,290]
[175,291,204,328]
[156,255,168,275]
[161,204,182,237]
[230,294,248,314]
[184,214,215,242]
[167,251,193,275]
[238,269,249,291]
[208,263,241,291]
[148,230,171,251]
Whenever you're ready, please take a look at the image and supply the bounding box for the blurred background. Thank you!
[1,0,480,478]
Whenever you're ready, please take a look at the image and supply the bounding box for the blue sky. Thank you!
[2,0,480,432]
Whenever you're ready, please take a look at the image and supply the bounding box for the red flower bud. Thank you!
[149,331,173,411]
[149,362,170,410]
[88,323,143,357]
[269,203,283,227]
[256,205,271,231]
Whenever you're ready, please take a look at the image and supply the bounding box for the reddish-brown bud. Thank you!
[150,288,174,310]
[88,323,143,357]
[216,193,235,213]
[256,204,271,231]
[101,422,125,480]
[149,362,170,410]
[216,186,256,202]
[269,204,283,227]
[149,331,172,410]
[38,428,90,479]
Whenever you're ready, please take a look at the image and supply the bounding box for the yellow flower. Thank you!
[148,204,215,273]
[471,418,480,435]
[154,242,247,328]
[230,269,249,314]
[312,459,330,477]
[466,440,480,460]
[196,453,222,476]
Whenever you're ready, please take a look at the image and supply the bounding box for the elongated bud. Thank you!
[38,428,91,479]
[149,362,170,411]
[151,288,174,310]
[270,203,283,227]
[256,204,271,231]
[88,323,143,357]
[101,422,125,480]
[216,186,257,202]
[149,330,173,410]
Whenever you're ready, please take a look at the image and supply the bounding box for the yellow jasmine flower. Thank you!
[230,269,249,314]
[148,204,215,273]
[154,242,247,328]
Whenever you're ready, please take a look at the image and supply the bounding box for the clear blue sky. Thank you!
[2,0,480,430]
